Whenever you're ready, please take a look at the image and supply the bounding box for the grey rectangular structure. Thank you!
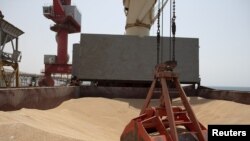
[73,34,200,85]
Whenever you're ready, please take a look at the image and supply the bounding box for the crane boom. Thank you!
[123,0,169,36]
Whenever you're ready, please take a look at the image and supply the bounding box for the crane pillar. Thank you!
[40,0,81,86]
[56,30,68,64]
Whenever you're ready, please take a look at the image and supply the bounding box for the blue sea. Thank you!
[209,86,250,92]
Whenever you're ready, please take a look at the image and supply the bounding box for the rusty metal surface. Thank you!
[0,86,79,111]
[1,85,249,112]
[79,86,150,98]
[197,86,250,105]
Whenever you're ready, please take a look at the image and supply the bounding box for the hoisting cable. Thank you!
[172,0,176,61]
[161,0,164,63]
[169,0,172,61]
[156,0,161,65]
[165,0,177,71]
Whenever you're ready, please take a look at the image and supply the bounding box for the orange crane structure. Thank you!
[121,63,207,141]
[40,0,81,86]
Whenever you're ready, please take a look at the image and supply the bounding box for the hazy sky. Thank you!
[1,0,250,87]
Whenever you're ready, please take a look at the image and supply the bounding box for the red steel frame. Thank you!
[41,0,81,86]
[121,63,207,141]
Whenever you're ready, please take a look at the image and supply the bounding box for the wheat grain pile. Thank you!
[0,97,250,141]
